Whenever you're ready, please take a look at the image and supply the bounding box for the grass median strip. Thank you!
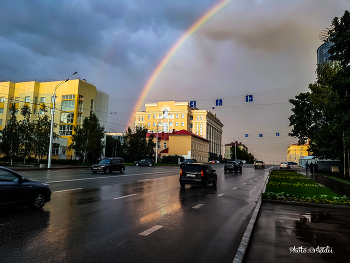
[262,170,350,205]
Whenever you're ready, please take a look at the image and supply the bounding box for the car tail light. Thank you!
[201,170,204,177]
[180,169,182,176]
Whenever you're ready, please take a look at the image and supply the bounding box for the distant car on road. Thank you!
[92,157,125,174]
[224,161,243,173]
[134,158,155,167]
[280,162,291,169]
[254,160,265,169]
[0,166,51,209]
[209,160,220,164]
[180,159,197,168]
[288,162,298,165]
[179,163,217,188]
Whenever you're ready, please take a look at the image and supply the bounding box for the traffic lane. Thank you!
[0,167,269,263]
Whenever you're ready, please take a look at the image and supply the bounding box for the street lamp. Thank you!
[48,72,77,168]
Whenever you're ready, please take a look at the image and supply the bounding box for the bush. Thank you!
[160,155,184,164]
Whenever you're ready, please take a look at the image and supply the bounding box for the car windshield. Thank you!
[182,165,202,172]
[99,159,111,164]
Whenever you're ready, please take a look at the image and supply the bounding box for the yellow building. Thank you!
[287,143,310,164]
[0,79,109,158]
[135,101,223,159]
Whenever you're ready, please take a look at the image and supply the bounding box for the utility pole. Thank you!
[155,121,158,164]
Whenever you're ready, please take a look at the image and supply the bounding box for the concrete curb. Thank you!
[262,199,350,209]
[232,169,271,263]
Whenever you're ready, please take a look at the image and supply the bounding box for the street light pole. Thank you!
[48,72,77,168]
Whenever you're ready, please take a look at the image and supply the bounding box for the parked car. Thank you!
[134,158,155,167]
[254,160,265,169]
[179,163,217,188]
[0,166,51,209]
[91,157,125,174]
[280,162,291,169]
[209,160,220,164]
[236,159,246,164]
[180,159,197,168]
[224,160,243,173]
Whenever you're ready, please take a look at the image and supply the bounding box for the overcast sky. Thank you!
[0,0,348,163]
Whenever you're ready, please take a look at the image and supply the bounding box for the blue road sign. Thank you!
[216,98,222,106]
[259,134,263,137]
[246,94,253,102]
[276,133,280,136]
[245,134,249,137]
[190,101,196,107]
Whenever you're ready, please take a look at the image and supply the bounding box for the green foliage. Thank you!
[105,135,123,157]
[18,104,34,163]
[160,155,184,164]
[0,104,20,163]
[229,145,254,163]
[122,126,155,162]
[69,113,105,163]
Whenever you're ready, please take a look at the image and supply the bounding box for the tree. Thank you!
[105,135,123,157]
[123,126,153,162]
[18,104,34,163]
[32,105,58,162]
[230,145,255,164]
[69,113,105,163]
[0,103,20,165]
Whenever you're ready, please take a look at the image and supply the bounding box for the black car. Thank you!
[91,157,125,174]
[179,163,217,188]
[224,161,243,173]
[134,158,155,167]
[0,166,51,209]
[180,158,198,168]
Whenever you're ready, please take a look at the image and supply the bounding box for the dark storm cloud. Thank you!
[0,0,216,77]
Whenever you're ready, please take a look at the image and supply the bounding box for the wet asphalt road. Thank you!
[0,164,270,263]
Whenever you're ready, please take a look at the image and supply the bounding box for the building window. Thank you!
[175,122,178,126]
[15,97,19,103]
[78,113,82,124]
[148,122,150,127]
[0,108,3,114]
[153,122,156,127]
[157,142,161,149]
[163,142,167,149]
[60,112,74,123]
[139,117,141,121]
[35,97,38,103]
[176,114,179,118]
[190,124,192,128]
[0,119,2,126]
[142,117,144,121]
[0,97,4,102]
[201,116,203,120]
[181,122,184,126]
[62,94,75,100]
[25,96,30,103]
[59,125,73,135]
[142,124,144,128]
[153,115,156,119]
[148,115,151,119]
[39,108,45,115]
[78,101,83,112]
[197,116,199,120]
[182,114,184,118]
[40,97,46,103]
[170,122,172,126]
[90,99,94,112]
[61,100,75,111]
[190,116,193,120]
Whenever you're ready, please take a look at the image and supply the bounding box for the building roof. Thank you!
[170,129,209,142]
[160,148,169,153]
[146,132,170,141]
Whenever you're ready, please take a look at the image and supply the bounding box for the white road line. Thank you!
[192,204,204,209]
[217,193,224,197]
[139,225,163,236]
[117,241,126,246]
[113,193,137,200]
[232,187,237,189]
[53,188,82,193]
[46,171,166,184]
[243,183,247,185]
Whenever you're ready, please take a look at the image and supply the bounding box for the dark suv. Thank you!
[224,161,243,173]
[179,163,217,188]
[91,157,125,174]
[134,158,155,166]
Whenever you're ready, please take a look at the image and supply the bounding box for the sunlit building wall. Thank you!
[0,79,109,158]
[134,101,223,159]
[287,143,310,164]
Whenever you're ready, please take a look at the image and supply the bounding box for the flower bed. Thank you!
[262,170,350,205]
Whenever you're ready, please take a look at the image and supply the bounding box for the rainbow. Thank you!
[128,0,231,128]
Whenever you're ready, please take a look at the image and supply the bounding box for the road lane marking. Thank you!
[243,183,247,185]
[192,204,204,209]
[113,193,137,200]
[53,188,83,193]
[117,241,126,246]
[217,193,224,197]
[232,187,237,189]
[46,171,167,184]
[139,225,163,236]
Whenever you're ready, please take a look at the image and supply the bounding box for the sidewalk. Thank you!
[243,166,350,263]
